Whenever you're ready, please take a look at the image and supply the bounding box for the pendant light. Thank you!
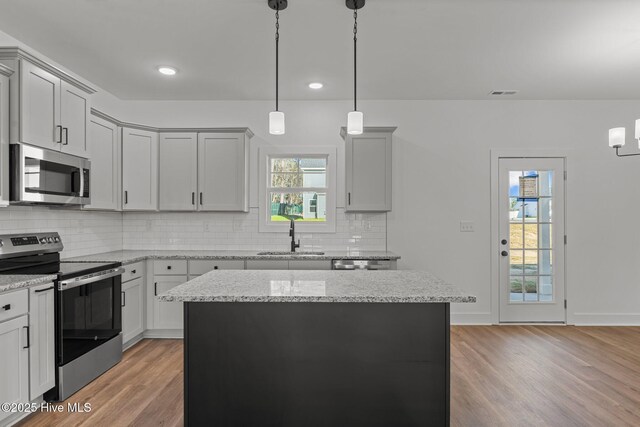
[268,0,287,135]
[346,0,365,135]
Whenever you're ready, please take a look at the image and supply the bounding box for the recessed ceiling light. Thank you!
[308,82,324,89]
[157,66,177,76]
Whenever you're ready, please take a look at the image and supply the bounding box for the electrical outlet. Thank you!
[203,222,211,232]
[460,221,475,232]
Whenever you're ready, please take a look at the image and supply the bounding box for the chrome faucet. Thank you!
[289,219,300,252]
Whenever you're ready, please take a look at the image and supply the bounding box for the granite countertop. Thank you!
[63,250,400,264]
[159,270,476,304]
[0,274,58,294]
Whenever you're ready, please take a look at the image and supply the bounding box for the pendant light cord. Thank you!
[353,8,358,112]
[275,8,280,112]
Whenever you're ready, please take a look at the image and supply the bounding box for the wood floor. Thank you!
[18,326,640,427]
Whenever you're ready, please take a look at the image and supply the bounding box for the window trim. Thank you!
[259,146,337,233]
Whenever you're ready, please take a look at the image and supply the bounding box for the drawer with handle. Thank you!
[153,260,187,276]
[189,260,245,275]
[0,288,29,322]
[122,261,145,283]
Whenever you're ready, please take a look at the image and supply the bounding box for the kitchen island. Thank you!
[161,270,475,427]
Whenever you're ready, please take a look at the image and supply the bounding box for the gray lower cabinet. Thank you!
[153,276,186,330]
[246,260,289,270]
[122,276,145,344]
[0,289,29,424]
[288,260,332,270]
[28,283,56,400]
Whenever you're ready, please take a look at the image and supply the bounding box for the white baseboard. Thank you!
[450,312,493,325]
[143,329,184,339]
[570,313,640,326]
[123,333,145,351]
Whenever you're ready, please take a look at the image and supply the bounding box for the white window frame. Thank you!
[259,146,337,233]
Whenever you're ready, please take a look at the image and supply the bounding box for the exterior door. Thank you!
[499,158,565,323]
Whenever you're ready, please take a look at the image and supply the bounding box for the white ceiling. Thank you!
[0,0,639,100]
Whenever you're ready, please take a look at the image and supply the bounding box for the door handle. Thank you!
[154,282,158,296]
[55,125,62,144]
[63,127,69,145]
[34,286,54,293]
[23,326,30,349]
[501,251,509,257]
[501,239,508,245]
[200,192,203,205]
[192,192,195,205]
[348,192,351,205]
[121,291,126,307]
[124,191,128,205]
[1,304,10,311]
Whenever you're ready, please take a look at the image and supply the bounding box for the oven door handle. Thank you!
[58,267,125,291]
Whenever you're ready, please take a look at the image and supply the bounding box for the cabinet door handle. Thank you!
[23,326,30,349]
[34,286,54,293]
[121,291,126,307]
[167,266,172,270]
[200,192,203,205]
[131,270,137,274]
[192,192,195,205]
[56,125,63,144]
[154,282,158,296]
[63,127,69,145]
[214,266,219,270]
[124,191,128,205]
[348,192,351,205]
[1,304,10,311]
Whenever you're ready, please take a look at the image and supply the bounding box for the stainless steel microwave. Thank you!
[10,143,90,205]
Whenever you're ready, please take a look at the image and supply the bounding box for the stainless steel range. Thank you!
[0,232,124,401]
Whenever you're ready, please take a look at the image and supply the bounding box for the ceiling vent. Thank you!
[490,90,518,96]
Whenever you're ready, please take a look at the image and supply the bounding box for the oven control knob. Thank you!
[54,237,60,243]
[40,238,47,244]
[0,239,3,247]
[47,237,54,243]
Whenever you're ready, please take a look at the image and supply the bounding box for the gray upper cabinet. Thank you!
[18,61,61,151]
[85,115,120,210]
[159,133,198,211]
[0,50,95,158]
[122,127,158,211]
[198,132,250,212]
[0,64,11,207]
[60,80,90,157]
[342,127,396,212]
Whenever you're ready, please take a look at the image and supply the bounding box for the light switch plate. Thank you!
[460,221,475,232]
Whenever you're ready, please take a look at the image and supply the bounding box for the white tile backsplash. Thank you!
[123,208,387,252]
[0,206,123,258]
[1,207,387,256]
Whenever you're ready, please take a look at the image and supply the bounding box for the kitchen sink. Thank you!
[257,251,325,256]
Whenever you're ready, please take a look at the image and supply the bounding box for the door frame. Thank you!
[490,149,571,324]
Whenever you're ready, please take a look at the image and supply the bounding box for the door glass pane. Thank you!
[524,276,538,301]
[524,224,537,248]
[510,277,523,302]
[524,250,538,274]
[539,198,552,222]
[538,171,553,197]
[504,165,560,310]
[510,223,523,249]
[539,224,552,249]
[539,276,553,301]
[510,251,523,275]
[539,250,552,274]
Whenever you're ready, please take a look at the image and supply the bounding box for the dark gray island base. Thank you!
[160,270,476,427]
[185,301,450,427]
